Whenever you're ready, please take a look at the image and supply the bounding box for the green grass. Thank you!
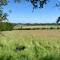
[0,30,60,60]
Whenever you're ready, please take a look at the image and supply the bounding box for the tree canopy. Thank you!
[15,0,49,9]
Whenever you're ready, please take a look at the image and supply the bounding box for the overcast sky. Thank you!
[3,0,60,23]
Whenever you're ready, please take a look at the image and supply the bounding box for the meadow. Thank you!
[0,30,60,60]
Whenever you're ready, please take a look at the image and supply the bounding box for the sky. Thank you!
[3,0,60,23]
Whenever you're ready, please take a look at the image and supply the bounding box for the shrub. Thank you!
[50,27,54,29]
[0,22,14,31]
[57,27,60,29]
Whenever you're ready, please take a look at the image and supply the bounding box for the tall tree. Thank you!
[0,0,8,31]
[0,0,8,22]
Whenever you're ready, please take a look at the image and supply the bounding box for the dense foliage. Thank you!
[0,0,14,31]
[0,0,8,22]
[0,22,14,31]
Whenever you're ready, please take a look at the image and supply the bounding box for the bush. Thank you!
[0,22,14,31]
[57,27,60,29]
[49,27,54,29]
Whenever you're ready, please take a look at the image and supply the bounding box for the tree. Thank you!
[0,0,8,23]
[0,0,15,31]
[0,0,8,31]
[0,0,8,22]
[56,16,60,24]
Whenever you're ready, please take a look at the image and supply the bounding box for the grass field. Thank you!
[0,30,60,60]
